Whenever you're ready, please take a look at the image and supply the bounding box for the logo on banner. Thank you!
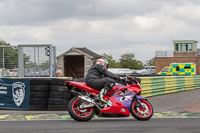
[12,82,25,107]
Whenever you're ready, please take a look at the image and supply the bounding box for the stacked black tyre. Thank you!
[48,78,72,111]
[29,78,51,111]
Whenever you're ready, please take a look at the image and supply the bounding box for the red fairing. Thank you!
[125,84,141,94]
[101,97,130,116]
[106,84,141,96]
[67,81,99,95]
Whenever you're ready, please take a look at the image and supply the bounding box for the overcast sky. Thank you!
[1,0,200,63]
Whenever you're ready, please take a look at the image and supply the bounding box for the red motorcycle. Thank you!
[65,76,153,121]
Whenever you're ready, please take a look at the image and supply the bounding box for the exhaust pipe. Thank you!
[78,95,102,110]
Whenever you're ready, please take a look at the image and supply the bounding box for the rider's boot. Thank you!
[95,81,115,105]
[95,88,108,104]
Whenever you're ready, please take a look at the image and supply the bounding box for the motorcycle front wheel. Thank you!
[130,99,153,121]
[68,97,95,121]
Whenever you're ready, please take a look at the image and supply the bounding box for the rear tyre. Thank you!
[130,99,153,121]
[68,97,94,121]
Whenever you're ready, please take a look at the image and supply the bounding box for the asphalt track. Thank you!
[0,118,200,133]
[148,88,200,113]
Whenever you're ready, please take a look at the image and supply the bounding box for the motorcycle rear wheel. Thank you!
[68,97,95,121]
[130,99,153,121]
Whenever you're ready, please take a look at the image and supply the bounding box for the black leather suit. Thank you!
[85,64,118,90]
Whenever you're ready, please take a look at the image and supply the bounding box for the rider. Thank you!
[85,58,120,103]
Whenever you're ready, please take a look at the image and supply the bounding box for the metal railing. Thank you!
[0,45,18,77]
[18,44,56,77]
[155,50,174,57]
[0,44,56,77]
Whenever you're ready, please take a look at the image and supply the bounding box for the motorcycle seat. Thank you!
[68,81,99,95]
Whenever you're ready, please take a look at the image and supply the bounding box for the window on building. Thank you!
[188,43,192,51]
[185,43,188,51]
[180,43,183,51]
[175,44,179,51]
[176,43,193,52]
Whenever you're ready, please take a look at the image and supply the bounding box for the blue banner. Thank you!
[0,78,30,110]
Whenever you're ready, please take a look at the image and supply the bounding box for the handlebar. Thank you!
[117,75,141,85]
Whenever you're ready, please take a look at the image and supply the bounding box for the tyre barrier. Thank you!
[48,85,72,111]
[29,78,72,111]
[47,78,84,111]
[29,78,51,111]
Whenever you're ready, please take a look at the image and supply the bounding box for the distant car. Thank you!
[134,69,150,74]
[108,68,135,75]
[144,66,155,74]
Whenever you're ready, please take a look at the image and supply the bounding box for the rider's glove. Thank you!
[120,77,126,82]
[116,76,126,82]
[116,76,121,82]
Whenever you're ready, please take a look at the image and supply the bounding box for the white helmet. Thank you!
[96,58,109,69]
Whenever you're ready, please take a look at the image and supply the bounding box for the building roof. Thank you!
[75,47,102,59]
[173,40,198,43]
[57,47,102,59]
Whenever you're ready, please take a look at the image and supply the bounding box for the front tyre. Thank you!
[68,97,94,121]
[130,100,153,121]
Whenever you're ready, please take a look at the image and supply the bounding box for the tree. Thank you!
[39,60,49,70]
[145,58,155,66]
[101,53,120,68]
[25,61,37,68]
[119,53,144,69]
[0,40,18,69]
[135,60,144,69]
[0,39,30,69]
